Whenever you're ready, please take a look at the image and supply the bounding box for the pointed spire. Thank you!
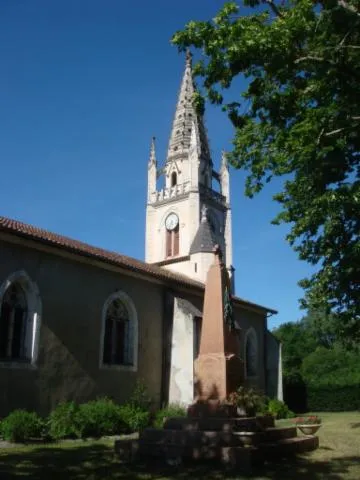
[166,51,212,166]
[149,136,157,166]
[220,150,228,172]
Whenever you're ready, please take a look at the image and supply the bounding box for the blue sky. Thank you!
[0,0,314,330]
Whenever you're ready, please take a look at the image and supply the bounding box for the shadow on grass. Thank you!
[350,422,360,429]
[0,443,359,480]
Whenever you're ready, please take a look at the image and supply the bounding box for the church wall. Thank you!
[233,305,267,393]
[0,238,164,416]
[163,258,192,277]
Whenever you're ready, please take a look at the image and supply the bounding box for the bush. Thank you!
[154,404,187,428]
[75,398,126,439]
[228,387,265,415]
[0,410,44,443]
[48,401,81,440]
[118,404,150,432]
[265,398,295,419]
[307,385,360,411]
[128,381,152,411]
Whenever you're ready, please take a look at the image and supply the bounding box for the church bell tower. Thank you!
[145,51,234,286]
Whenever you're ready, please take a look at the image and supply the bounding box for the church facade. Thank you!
[0,54,282,417]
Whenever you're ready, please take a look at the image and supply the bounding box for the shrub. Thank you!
[154,404,187,428]
[118,404,150,432]
[265,398,295,419]
[228,387,265,415]
[75,398,126,439]
[128,381,152,411]
[0,410,44,443]
[307,385,360,411]
[48,401,81,440]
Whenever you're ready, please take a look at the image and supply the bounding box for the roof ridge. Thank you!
[0,215,277,314]
[0,215,203,289]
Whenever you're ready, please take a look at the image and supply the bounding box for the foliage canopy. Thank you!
[172,0,360,345]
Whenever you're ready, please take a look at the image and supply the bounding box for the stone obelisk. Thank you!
[193,245,243,413]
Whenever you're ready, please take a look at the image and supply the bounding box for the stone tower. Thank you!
[145,51,233,286]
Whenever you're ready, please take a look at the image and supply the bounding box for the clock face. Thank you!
[165,213,179,231]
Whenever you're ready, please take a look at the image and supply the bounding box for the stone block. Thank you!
[114,439,139,462]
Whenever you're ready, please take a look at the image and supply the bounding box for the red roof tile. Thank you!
[0,215,277,314]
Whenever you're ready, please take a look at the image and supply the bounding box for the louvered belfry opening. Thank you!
[166,226,180,258]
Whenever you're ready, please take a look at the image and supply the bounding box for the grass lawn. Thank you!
[0,411,359,479]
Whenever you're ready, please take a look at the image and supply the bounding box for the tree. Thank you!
[172,0,360,346]
[301,345,360,386]
[273,320,317,383]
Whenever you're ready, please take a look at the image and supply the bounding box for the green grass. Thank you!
[0,411,359,479]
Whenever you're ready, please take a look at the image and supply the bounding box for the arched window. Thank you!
[166,225,179,258]
[245,328,258,378]
[0,271,41,366]
[100,292,138,371]
[171,171,177,187]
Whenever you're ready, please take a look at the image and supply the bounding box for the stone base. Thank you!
[194,353,243,401]
[114,414,319,472]
[187,400,236,418]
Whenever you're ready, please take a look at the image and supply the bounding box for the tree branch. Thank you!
[338,0,360,18]
[295,55,326,64]
[325,118,360,137]
[263,0,284,18]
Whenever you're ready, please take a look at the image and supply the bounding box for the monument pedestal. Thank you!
[194,352,243,401]
[114,247,319,469]
[190,246,243,412]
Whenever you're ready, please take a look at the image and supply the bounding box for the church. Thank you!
[0,53,282,416]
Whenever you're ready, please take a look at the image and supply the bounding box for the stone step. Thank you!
[140,428,266,447]
[140,425,297,448]
[115,434,319,472]
[259,435,319,456]
[221,436,318,467]
[138,441,257,469]
[163,415,274,432]
[263,426,297,441]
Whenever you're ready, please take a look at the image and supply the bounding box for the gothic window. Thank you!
[0,271,41,366]
[171,172,177,187]
[166,225,179,258]
[245,328,258,378]
[101,292,138,370]
[0,284,27,360]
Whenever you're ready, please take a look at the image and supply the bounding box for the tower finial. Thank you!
[149,136,156,165]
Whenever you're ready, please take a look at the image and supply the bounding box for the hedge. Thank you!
[307,385,360,411]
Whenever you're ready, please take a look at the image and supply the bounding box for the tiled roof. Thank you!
[0,215,277,314]
[190,209,217,255]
